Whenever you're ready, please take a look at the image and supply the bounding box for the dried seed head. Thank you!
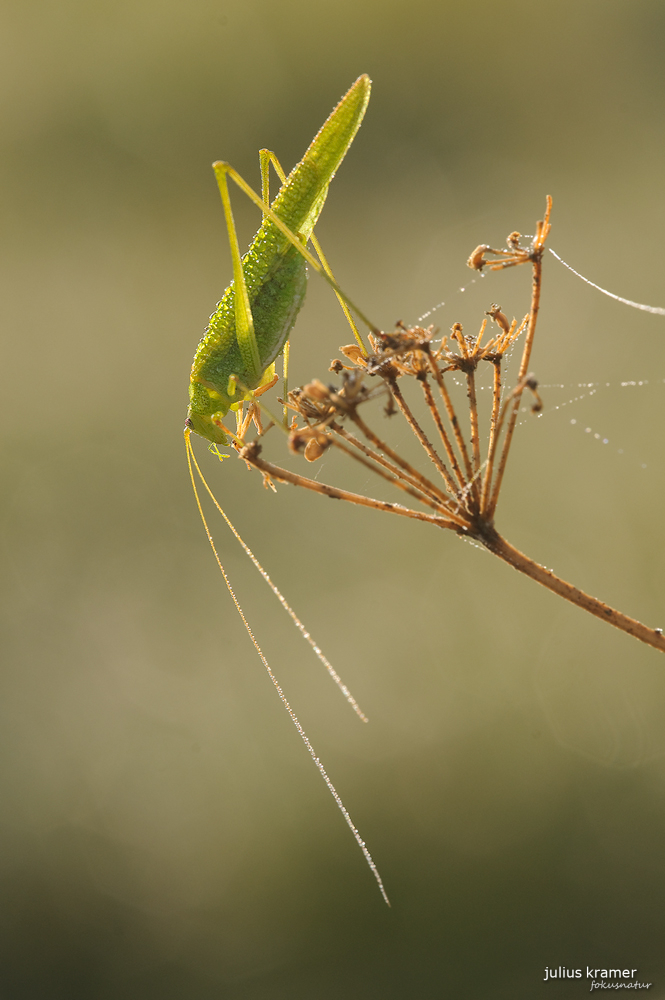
[288,386,326,420]
[289,424,331,461]
[238,202,553,540]
[485,304,510,334]
[468,244,490,271]
[339,344,369,367]
[304,436,330,462]
[302,379,332,402]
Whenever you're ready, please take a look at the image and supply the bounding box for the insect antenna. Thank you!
[185,430,388,903]
[185,430,368,721]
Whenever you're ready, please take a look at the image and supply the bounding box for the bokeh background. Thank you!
[2,1,665,996]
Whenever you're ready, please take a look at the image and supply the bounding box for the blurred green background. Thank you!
[3,0,665,996]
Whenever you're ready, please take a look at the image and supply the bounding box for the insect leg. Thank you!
[213,164,262,386]
[213,163,381,339]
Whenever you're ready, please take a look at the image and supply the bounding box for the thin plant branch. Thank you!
[227,196,665,660]
[483,529,665,654]
[241,443,462,531]
[417,375,464,499]
[426,353,475,489]
[486,197,552,516]
[348,409,453,508]
[388,377,459,491]
[327,435,466,521]
[330,424,463,516]
[480,359,503,513]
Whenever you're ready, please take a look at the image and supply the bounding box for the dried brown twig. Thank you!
[234,197,665,656]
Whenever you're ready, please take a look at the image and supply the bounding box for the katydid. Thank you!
[186,74,373,444]
[184,76,390,905]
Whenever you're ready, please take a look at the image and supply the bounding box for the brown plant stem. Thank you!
[418,377,464,499]
[349,411,452,507]
[328,436,460,517]
[332,423,453,508]
[486,261,541,517]
[388,378,455,489]
[487,198,551,517]
[480,360,502,512]
[464,369,482,508]
[426,355,474,488]
[242,446,464,531]
[480,528,665,654]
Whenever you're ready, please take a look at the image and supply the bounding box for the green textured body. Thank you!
[187,75,371,443]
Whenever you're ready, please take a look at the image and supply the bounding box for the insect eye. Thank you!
[185,417,194,429]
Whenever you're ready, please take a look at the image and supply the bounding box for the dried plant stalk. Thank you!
[234,197,665,657]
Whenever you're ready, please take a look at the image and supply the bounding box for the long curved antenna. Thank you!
[185,431,389,905]
[187,434,368,722]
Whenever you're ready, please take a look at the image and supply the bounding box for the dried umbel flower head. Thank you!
[235,197,665,656]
